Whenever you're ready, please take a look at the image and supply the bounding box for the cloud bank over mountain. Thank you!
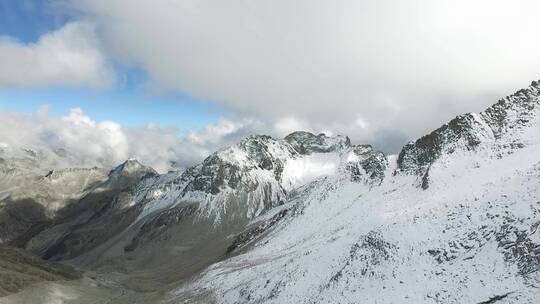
[0,107,262,172]
[67,0,540,143]
[2,1,540,158]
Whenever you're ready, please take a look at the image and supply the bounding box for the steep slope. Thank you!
[170,81,540,303]
[397,81,540,188]
[136,132,353,223]
[0,147,108,208]
[0,246,81,297]
[21,159,158,261]
[59,132,386,296]
[0,149,108,245]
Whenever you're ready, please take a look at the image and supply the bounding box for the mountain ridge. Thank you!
[168,80,539,304]
[0,80,539,303]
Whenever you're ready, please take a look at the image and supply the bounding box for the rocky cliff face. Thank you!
[397,81,540,188]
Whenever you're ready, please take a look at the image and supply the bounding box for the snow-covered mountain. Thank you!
[168,81,540,303]
[63,131,386,279]
[166,82,540,303]
[1,81,539,304]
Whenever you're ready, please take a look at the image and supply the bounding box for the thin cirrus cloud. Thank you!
[0,21,114,88]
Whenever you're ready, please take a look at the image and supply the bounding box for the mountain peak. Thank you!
[108,159,157,186]
[284,131,351,154]
[397,79,540,187]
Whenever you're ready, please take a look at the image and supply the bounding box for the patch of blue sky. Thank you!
[0,66,223,131]
[0,1,224,132]
[0,0,72,43]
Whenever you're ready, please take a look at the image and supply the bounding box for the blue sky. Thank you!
[0,0,222,131]
[0,0,71,43]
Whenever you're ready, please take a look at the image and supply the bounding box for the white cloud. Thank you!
[355,117,369,130]
[58,108,129,165]
[67,0,540,148]
[189,118,249,146]
[0,107,264,173]
[274,117,310,137]
[186,117,267,157]
[0,21,114,88]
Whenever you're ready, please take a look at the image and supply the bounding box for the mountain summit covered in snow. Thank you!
[1,80,540,303]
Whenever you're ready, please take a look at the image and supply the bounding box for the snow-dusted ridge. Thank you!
[398,81,540,187]
[133,131,384,226]
[167,81,540,303]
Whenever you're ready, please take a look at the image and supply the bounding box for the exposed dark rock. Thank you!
[227,208,290,254]
[285,131,350,155]
[346,145,388,184]
[477,292,512,304]
[397,80,540,186]
[397,113,484,176]
[421,167,430,190]
[496,225,540,277]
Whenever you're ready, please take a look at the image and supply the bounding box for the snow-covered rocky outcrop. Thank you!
[397,81,540,189]
[67,131,387,274]
[137,131,360,223]
[169,81,540,304]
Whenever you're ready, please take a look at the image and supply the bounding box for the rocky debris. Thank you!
[496,224,540,278]
[226,207,291,254]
